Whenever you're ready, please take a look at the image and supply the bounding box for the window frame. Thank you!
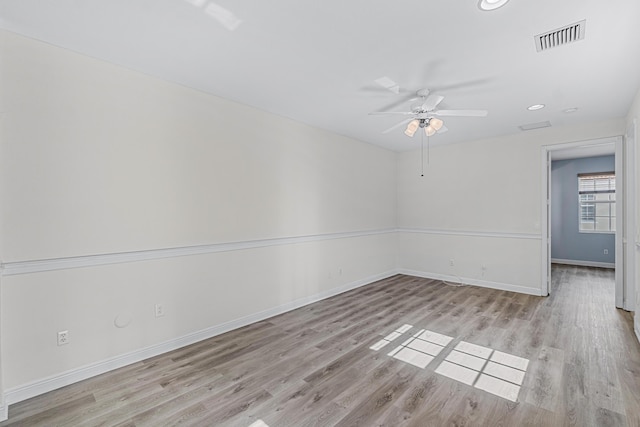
[577,171,615,234]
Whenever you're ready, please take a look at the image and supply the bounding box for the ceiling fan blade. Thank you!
[434,109,488,117]
[374,76,400,94]
[382,118,414,134]
[422,95,445,111]
[368,111,414,115]
[437,125,449,134]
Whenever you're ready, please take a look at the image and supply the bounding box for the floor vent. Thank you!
[519,121,551,131]
[535,20,586,52]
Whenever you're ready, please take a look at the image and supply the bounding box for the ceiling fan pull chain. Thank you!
[421,132,425,177]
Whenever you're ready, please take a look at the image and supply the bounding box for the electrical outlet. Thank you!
[449,259,455,267]
[155,303,165,318]
[604,249,608,255]
[57,330,69,346]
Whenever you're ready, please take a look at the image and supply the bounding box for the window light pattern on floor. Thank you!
[387,329,453,369]
[369,323,413,351]
[370,324,530,402]
[435,341,529,402]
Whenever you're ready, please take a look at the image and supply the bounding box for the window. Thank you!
[578,172,615,233]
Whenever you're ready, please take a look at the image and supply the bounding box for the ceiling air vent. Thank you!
[519,121,551,131]
[535,20,586,52]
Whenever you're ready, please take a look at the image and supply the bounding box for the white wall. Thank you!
[0,33,397,262]
[0,31,397,401]
[396,120,625,295]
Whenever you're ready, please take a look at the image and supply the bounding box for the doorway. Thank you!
[541,136,625,308]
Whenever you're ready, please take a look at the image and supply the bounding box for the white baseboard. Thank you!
[551,258,615,269]
[4,269,398,407]
[0,401,6,422]
[398,269,543,296]
[635,317,640,345]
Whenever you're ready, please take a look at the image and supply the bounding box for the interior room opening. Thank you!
[547,140,622,307]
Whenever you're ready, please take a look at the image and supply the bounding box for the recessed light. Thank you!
[563,107,579,113]
[527,104,545,111]
[478,0,510,11]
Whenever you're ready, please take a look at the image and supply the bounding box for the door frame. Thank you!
[625,119,637,312]
[540,136,625,307]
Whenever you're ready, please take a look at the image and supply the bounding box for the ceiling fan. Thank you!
[369,89,488,137]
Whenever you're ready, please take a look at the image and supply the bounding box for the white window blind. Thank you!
[578,172,615,233]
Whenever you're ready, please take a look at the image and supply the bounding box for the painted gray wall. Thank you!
[551,155,615,264]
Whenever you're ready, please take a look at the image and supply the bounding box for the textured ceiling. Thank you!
[1,0,639,151]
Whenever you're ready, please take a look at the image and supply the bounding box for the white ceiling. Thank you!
[1,0,639,151]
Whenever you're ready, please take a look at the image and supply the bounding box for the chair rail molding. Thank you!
[1,228,396,276]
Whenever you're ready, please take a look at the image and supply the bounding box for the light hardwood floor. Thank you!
[2,265,639,426]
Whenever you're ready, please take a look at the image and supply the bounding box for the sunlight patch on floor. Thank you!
[369,323,413,351]
[386,329,453,369]
[370,324,529,402]
[435,341,529,402]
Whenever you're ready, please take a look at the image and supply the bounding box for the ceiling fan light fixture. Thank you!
[478,0,509,11]
[429,118,444,131]
[404,119,420,137]
[425,126,437,137]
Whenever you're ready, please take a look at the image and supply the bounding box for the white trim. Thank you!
[614,137,624,308]
[397,228,541,240]
[541,147,551,297]
[546,136,621,154]
[624,118,637,311]
[4,269,398,406]
[398,269,543,296]
[1,229,396,276]
[551,258,615,269]
[635,317,640,345]
[0,402,6,422]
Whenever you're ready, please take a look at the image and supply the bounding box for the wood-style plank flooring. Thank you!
[2,265,640,426]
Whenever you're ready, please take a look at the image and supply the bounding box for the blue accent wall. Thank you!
[551,155,615,264]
